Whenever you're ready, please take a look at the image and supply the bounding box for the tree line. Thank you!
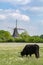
[0,30,43,43]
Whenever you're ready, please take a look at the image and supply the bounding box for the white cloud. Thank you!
[11,13,30,22]
[0,9,30,22]
[0,14,6,20]
[21,14,30,21]
[30,7,43,12]
[21,6,43,12]
[15,10,21,13]
[0,0,31,5]
[17,0,31,5]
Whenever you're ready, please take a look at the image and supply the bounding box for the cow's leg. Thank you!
[35,48,39,58]
[26,54,28,57]
[36,51,39,58]
[35,53,37,58]
[30,54,31,57]
[35,52,39,58]
[37,49,39,58]
[35,49,39,58]
[38,51,39,57]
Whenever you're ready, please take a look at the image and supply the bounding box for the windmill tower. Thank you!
[12,20,19,37]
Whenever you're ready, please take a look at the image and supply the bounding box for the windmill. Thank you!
[8,20,25,38]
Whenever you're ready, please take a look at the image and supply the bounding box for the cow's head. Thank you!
[21,51,25,57]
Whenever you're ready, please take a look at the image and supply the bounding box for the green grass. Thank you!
[0,43,43,65]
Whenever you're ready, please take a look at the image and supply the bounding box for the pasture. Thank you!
[0,43,43,65]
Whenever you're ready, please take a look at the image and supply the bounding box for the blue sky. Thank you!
[0,0,43,36]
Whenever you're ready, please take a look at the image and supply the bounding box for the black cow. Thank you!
[21,44,39,58]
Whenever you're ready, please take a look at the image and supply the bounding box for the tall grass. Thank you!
[0,43,43,65]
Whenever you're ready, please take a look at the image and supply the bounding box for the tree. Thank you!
[20,31,30,42]
[0,30,15,42]
[40,34,43,38]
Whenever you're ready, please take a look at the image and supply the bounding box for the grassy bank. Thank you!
[0,43,43,65]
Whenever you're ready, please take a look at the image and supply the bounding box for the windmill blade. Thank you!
[17,28,25,31]
[8,27,14,30]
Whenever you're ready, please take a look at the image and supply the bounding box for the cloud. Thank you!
[21,6,43,12]
[0,9,30,22]
[0,0,31,5]
[10,13,30,22]
[0,14,6,20]
[30,7,43,12]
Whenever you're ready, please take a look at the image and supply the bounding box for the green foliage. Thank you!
[20,31,30,42]
[19,32,43,43]
[32,36,43,43]
[15,37,25,42]
[0,30,15,42]
[7,37,15,42]
[40,34,43,38]
[0,30,43,43]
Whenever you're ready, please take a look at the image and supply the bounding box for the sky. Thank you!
[0,0,43,36]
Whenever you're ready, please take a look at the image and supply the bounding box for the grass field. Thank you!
[0,43,43,65]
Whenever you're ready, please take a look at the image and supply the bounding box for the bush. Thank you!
[0,30,14,42]
[15,37,25,42]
